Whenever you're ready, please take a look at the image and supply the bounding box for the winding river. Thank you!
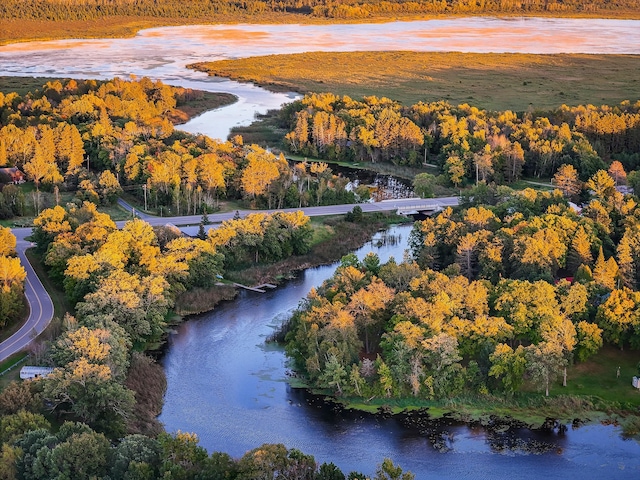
[2,17,640,478]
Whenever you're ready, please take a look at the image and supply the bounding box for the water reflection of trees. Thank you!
[396,410,563,454]
[371,232,402,248]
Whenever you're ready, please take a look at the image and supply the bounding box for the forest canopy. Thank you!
[285,182,640,401]
[280,93,640,186]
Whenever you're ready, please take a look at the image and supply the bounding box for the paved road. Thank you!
[0,196,459,363]
[116,197,461,229]
[117,198,154,220]
[0,228,54,363]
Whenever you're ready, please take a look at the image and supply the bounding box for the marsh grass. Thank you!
[226,215,389,287]
[193,52,640,111]
[174,284,238,316]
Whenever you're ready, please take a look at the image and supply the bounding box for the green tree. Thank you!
[374,458,415,480]
[111,434,161,480]
[0,410,51,444]
[316,462,345,480]
[237,443,316,480]
[158,431,209,480]
[319,354,348,395]
[525,342,566,397]
[412,173,436,198]
[45,430,111,480]
[488,343,526,395]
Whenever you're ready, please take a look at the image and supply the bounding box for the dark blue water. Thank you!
[160,224,640,479]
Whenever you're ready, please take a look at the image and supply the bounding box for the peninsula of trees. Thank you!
[284,182,638,402]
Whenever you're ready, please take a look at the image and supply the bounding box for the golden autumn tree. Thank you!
[0,227,16,256]
[240,146,281,203]
[608,160,627,186]
[347,277,394,353]
[0,256,26,292]
[553,164,581,199]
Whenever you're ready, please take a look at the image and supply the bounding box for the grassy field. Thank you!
[0,352,28,390]
[0,76,61,96]
[563,346,640,406]
[192,52,640,111]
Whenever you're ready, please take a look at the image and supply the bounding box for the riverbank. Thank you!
[299,350,640,440]
[174,212,408,316]
[3,11,640,46]
[323,391,639,436]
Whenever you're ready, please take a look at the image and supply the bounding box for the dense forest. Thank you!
[1,0,639,21]
[284,179,640,401]
[0,77,366,221]
[281,93,640,185]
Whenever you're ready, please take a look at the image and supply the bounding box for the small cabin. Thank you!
[0,167,25,185]
[20,366,54,380]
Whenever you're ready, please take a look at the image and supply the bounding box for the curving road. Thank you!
[0,196,459,363]
[0,228,54,363]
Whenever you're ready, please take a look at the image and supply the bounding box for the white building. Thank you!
[20,366,54,380]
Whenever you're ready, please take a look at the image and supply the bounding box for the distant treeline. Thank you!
[1,0,639,21]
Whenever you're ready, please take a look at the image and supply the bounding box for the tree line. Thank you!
[282,94,640,186]
[284,178,640,401]
[1,0,638,21]
[0,415,415,480]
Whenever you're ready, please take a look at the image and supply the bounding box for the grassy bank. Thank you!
[226,213,408,287]
[174,284,237,316]
[192,52,640,111]
[303,344,640,431]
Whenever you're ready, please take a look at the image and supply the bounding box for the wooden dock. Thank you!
[233,283,277,293]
